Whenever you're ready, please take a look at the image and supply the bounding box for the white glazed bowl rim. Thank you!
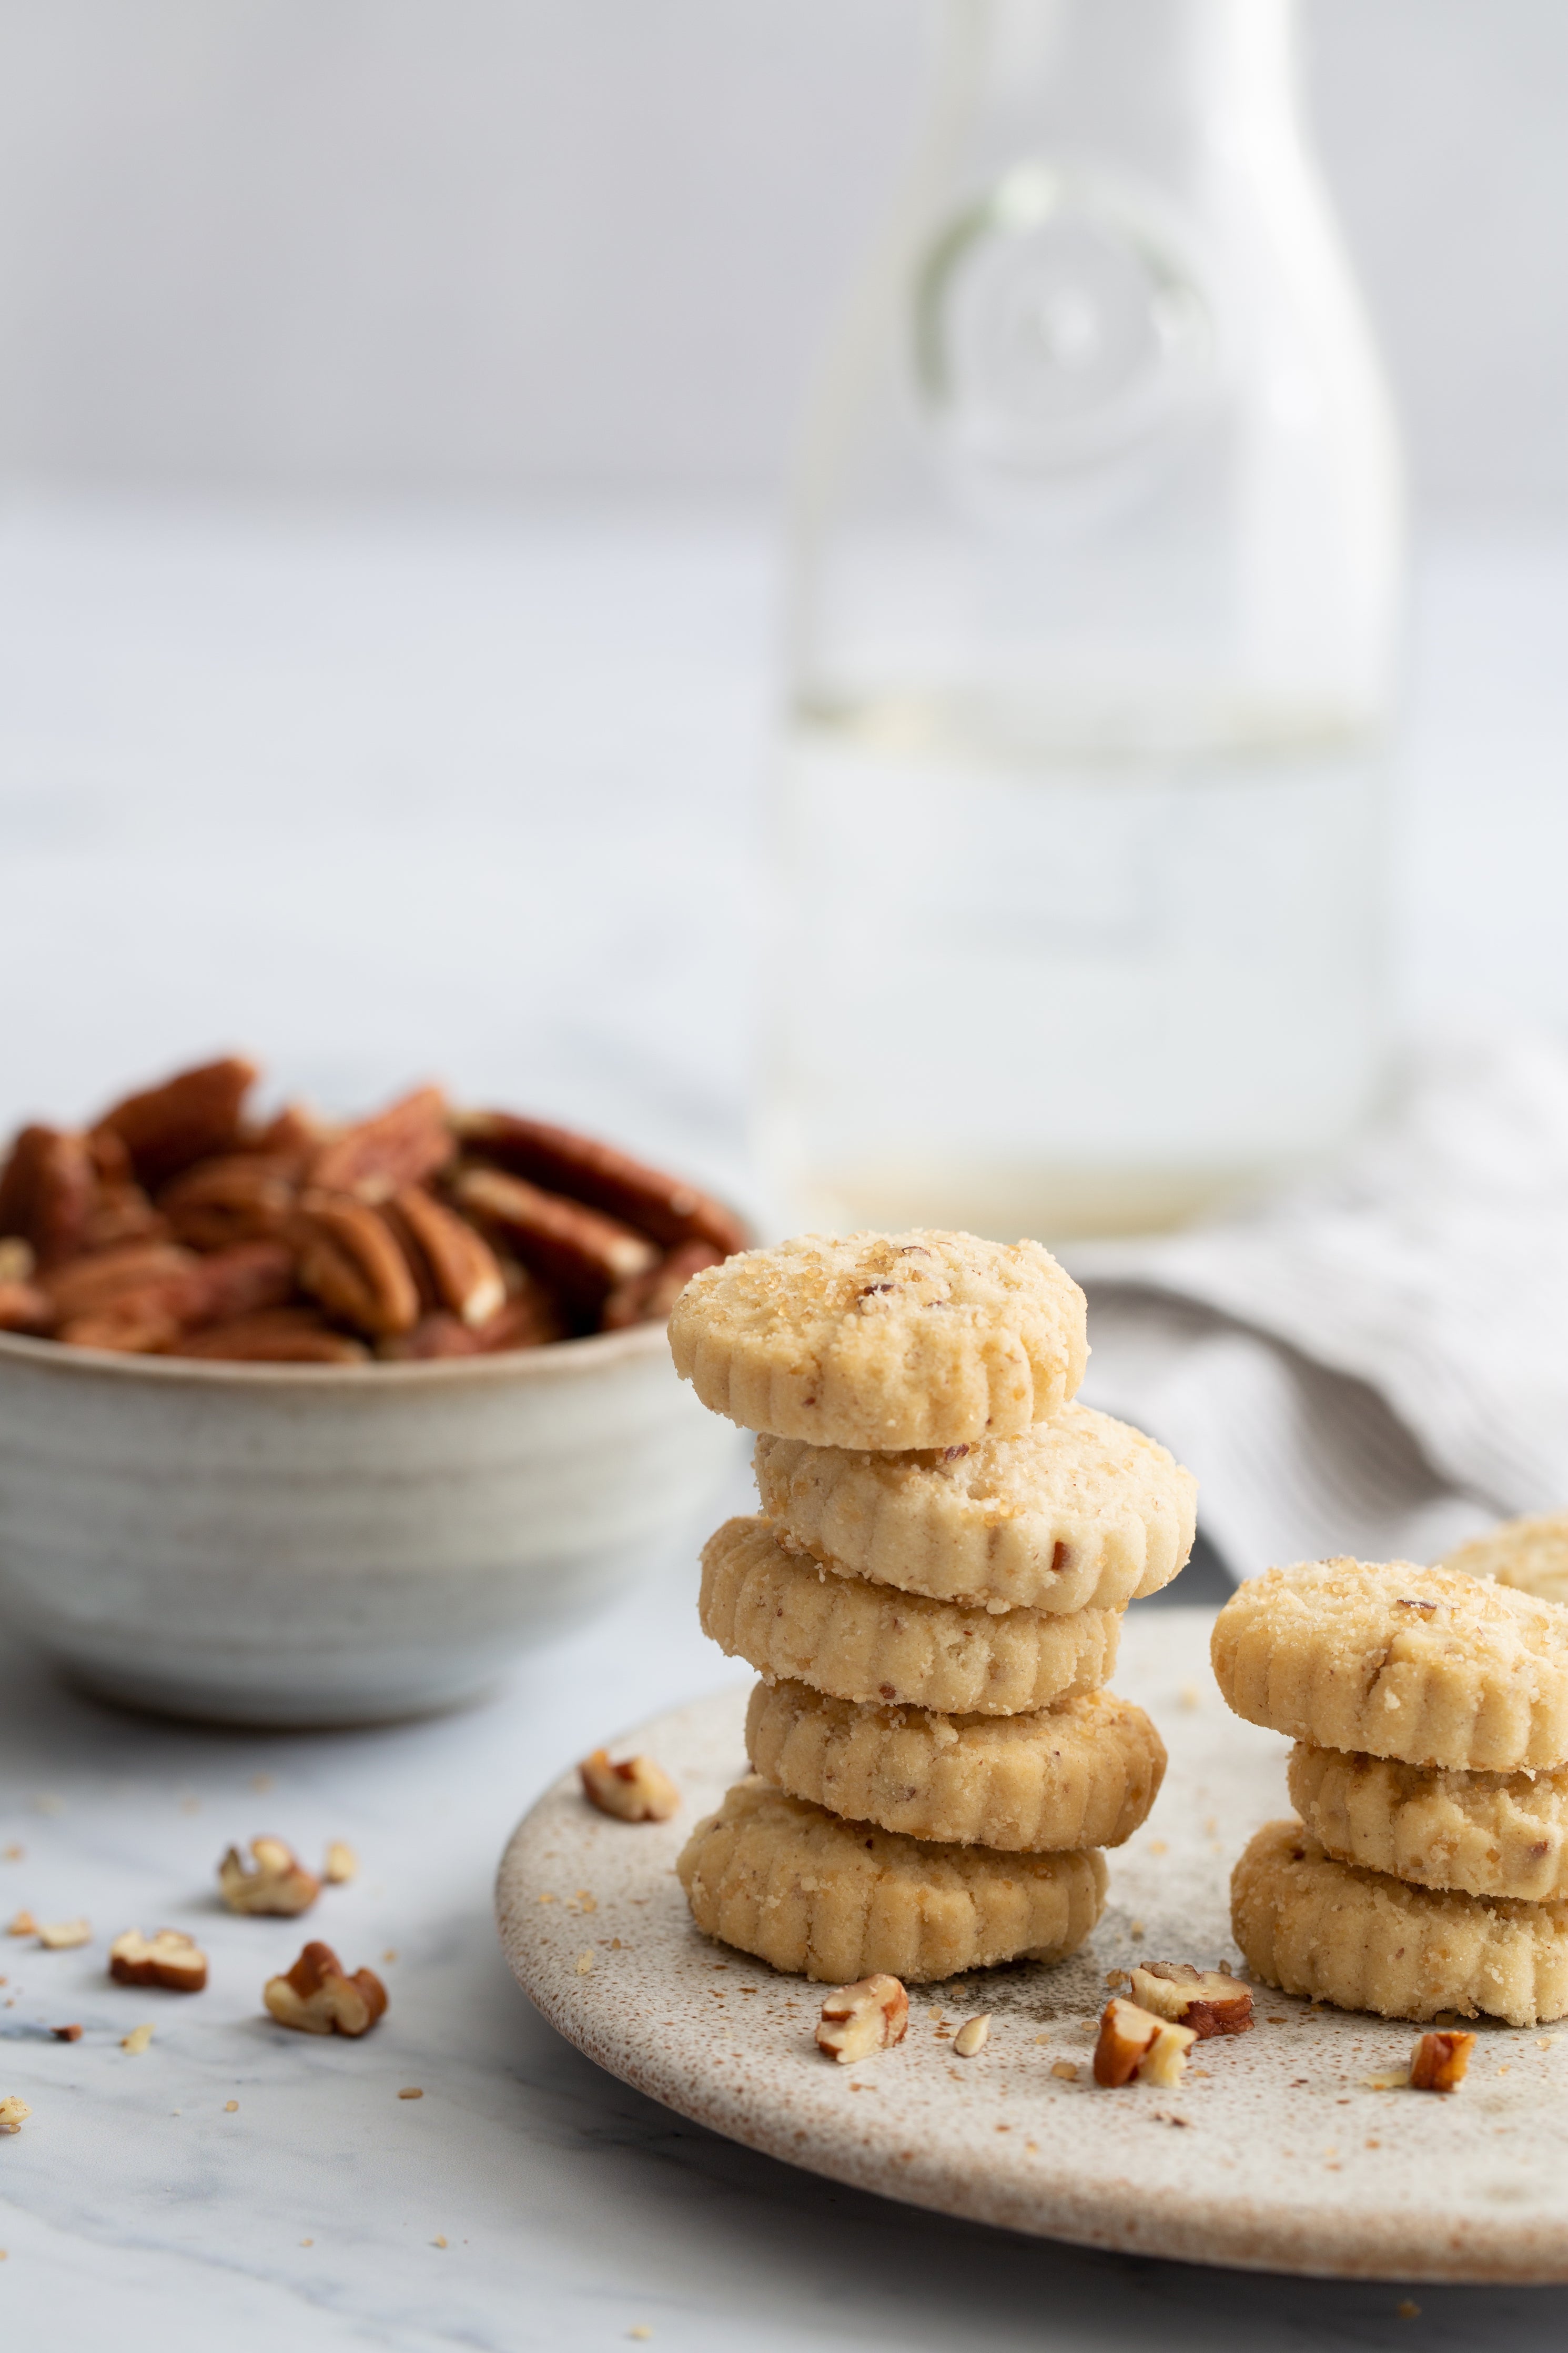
[0,1316,669,1391]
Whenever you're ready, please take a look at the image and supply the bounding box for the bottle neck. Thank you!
[947,0,1302,148]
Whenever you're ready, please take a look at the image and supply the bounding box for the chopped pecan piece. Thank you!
[1130,1963,1253,2039]
[1408,2030,1475,2091]
[50,2023,83,2042]
[109,1928,208,1993]
[308,1087,453,1203]
[600,1238,723,1331]
[816,1974,909,2064]
[323,1841,358,1885]
[264,1940,387,2037]
[452,1167,656,1308]
[158,1154,298,1249]
[165,1309,368,1363]
[37,1918,92,1950]
[92,1057,257,1186]
[294,1194,420,1338]
[385,1185,505,1327]
[453,1112,746,1256]
[0,2096,30,2134]
[579,1748,679,1822]
[1093,1997,1197,2088]
[0,1125,95,1265]
[218,1836,321,1916]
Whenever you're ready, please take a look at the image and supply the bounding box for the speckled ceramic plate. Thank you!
[497,1606,1568,2282]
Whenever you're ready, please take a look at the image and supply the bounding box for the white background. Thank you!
[0,0,1563,512]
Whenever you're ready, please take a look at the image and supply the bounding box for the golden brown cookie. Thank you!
[754,1402,1194,1613]
[1443,1512,1568,1609]
[667,1230,1087,1451]
[1230,1817,1568,2028]
[700,1515,1119,1714]
[677,1775,1107,1984]
[1287,1742,1568,1902]
[746,1678,1165,1851]
[1211,1558,1568,1771]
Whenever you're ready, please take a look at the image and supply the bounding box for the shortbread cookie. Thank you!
[1211,1558,1568,1771]
[677,1775,1107,1984]
[1443,1512,1568,1608]
[746,1679,1165,1852]
[700,1516,1119,1714]
[754,1402,1194,1613]
[668,1230,1087,1451]
[1287,1742,1568,1903]
[1231,1818,1568,2028]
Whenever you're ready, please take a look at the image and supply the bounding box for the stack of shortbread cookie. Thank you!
[666,1230,1197,1986]
[1215,1558,1568,2027]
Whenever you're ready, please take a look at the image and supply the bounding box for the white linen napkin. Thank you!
[1064,1030,1568,1581]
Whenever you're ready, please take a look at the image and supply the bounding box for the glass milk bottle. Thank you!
[761,0,1404,1242]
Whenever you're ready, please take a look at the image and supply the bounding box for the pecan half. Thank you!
[308,1087,453,1203]
[378,1312,483,1362]
[92,1057,257,1186]
[158,1154,298,1249]
[166,1310,369,1363]
[263,1940,387,2037]
[0,1125,95,1265]
[385,1185,505,1326]
[109,1927,208,1993]
[58,1296,185,1354]
[600,1238,722,1331]
[183,1240,296,1326]
[294,1194,420,1337]
[472,1268,570,1351]
[454,1112,746,1256]
[79,1179,167,1253]
[42,1243,200,1325]
[452,1166,656,1308]
[0,1279,52,1335]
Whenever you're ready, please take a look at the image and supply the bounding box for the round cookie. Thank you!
[1210,1557,1568,1771]
[667,1230,1087,1451]
[700,1516,1119,1715]
[677,1774,1107,1984]
[754,1401,1195,1613]
[1231,1817,1568,2028]
[1288,1742,1568,1903]
[1443,1512,1568,1609]
[746,1678,1165,1852]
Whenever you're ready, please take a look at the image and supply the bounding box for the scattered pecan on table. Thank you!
[0,1057,744,1362]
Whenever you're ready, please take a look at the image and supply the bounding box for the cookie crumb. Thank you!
[432,2234,448,2249]
[1147,1839,1168,1856]
[1397,2301,1421,2321]
[1050,2059,1079,2082]
[953,2014,990,2058]
[628,2329,653,2342]
[224,2099,239,2113]
[323,1842,358,1885]
[398,2087,423,2100]
[120,2023,154,2056]
[575,1949,595,1976]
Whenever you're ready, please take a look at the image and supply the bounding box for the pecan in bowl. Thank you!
[0,1058,751,1728]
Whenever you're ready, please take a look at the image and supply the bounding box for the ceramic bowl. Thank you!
[0,1322,741,1726]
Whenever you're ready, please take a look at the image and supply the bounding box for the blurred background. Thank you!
[0,0,1564,1215]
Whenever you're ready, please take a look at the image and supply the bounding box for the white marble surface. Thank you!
[2,498,1568,2346]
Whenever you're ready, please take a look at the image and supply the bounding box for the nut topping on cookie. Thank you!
[1408,2030,1475,2091]
[815,1974,909,2064]
[1129,1963,1253,2038]
[579,1749,680,1823]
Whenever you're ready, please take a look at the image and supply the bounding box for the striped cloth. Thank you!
[1066,1031,1568,1581]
